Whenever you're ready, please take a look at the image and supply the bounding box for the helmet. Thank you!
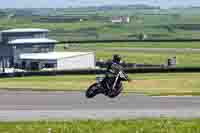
[113,54,121,63]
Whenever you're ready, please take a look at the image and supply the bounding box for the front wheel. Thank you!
[107,83,123,98]
[85,83,101,98]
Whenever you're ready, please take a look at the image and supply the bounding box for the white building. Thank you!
[19,52,95,70]
[0,28,96,71]
[0,28,55,69]
[111,16,130,24]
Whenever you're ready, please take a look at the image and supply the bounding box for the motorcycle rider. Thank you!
[107,54,123,76]
[85,54,130,98]
[105,54,130,90]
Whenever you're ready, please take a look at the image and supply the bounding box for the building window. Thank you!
[44,63,55,68]
[21,61,26,69]
[34,33,47,38]
[0,33,2,42]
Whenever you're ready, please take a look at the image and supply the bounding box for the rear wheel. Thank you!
[85,83,101,98]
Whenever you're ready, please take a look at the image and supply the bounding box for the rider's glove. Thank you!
[127,78,131,82]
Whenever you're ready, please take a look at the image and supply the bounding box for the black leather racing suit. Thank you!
[107,61,122,77]
[104,61,123,89]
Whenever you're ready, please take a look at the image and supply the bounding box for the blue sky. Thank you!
[0,0,200,8]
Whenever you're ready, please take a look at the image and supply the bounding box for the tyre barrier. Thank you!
[1,67,200,78]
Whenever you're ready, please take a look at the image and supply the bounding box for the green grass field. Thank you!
[1,119,200,133]
[56,45,200,67]
[1,10,200,40]
[75,42,200,49]
[1,73,200,95]
[95,50,200,67]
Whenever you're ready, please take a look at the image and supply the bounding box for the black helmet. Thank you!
[113,54,121,63]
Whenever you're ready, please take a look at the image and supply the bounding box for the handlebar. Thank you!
[119,71,129,81]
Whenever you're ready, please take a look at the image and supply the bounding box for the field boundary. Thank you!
[58,39,200,44]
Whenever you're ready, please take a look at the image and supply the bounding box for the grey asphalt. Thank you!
[0,91,200,121]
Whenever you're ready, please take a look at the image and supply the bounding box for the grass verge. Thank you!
[1,119,200,133]
[75,42,200,49]
[1,73,200,95]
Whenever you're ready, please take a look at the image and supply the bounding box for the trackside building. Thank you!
[0,28,95,71]
[20,52,95,70]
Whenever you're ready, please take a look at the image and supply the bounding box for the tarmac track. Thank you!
[0,91,200,121]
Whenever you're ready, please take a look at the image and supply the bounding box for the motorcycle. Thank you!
[85,70,129,98]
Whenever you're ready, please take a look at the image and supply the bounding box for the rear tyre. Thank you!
[85,83,100,98]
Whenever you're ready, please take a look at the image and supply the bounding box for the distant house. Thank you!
[111,16,130,24]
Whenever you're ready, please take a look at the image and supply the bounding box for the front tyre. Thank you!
[85,83,100,98]
[107,83,123,98]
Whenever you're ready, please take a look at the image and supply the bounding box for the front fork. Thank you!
[112,73,120,90]
[101,75,120,95]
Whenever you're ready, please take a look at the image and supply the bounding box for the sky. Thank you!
[0,0,200,8]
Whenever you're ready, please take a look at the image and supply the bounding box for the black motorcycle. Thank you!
[86,70,129,98]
